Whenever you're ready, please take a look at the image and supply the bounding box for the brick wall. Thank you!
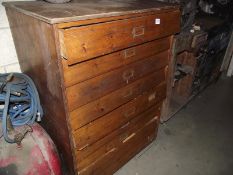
[0,0,33,73]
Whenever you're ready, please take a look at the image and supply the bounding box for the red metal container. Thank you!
[0,123,62,175]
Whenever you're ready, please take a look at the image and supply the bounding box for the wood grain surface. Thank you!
[66,50,169,111]
[75,103,161,165]
[59,11,179,64]
[77,109,159,175]
[5,8,75,174]
[62,37,170,87]
[4,1,180,174]
[69,69,166,131]
[3,0,179,24]
[73,82,166,150]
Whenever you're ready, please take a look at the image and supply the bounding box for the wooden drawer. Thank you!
[75,103,161,164]
[77,106,159,175]
[62,37,170,87]
[73,82,166,150]
[59,11,180,65]
[66,50,168,111]
[69,69,166,131]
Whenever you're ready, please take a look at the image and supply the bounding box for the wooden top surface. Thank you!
[3,0,179,24]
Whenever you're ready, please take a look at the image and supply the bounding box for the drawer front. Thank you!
[77,113,158,175]
[62,37,170,87]
[59,11,180,65]
[73,83,165,150]
[69,69,165,131]
[75,103,161,164]
[66,50,168,111]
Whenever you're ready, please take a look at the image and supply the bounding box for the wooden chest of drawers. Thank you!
[3,0,180,174]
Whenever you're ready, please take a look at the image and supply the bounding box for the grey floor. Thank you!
[115,76,233,175]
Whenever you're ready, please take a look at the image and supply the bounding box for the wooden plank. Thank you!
[160,36,175,122]
[57,9,179,29]
[66,50,169,111]
[5,9,75,174]
[78,115,158,175]
[103,122,156,175]
[59,11,180,64]
[69,70,166,131]
[73,82,166,150]
[75,103,161,164]
[2,0,179,24]
[174,51,196,99]
[62,37,170,87]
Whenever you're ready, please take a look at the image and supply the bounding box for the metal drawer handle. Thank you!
[148,91,156,102]
[124,106,136,118]
[122,69,134,83]
[121,133,136,143]
[124,48,136,59]
[132,26,145,38]
[120,122,129,129]
[145,116,158,126]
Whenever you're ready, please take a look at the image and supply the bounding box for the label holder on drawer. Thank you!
[132,26,145,38]
[124,48,136,59]
[122,69,135,84]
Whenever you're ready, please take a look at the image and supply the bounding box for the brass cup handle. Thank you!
[122,69,134,83]
[124,48,136,59]
[132,26,145,38]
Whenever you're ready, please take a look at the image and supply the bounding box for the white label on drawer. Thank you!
[155,18,160,24]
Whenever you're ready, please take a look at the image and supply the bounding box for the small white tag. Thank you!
[155,18,160,24]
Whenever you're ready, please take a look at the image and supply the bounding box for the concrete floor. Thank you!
[115,76,233,175]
